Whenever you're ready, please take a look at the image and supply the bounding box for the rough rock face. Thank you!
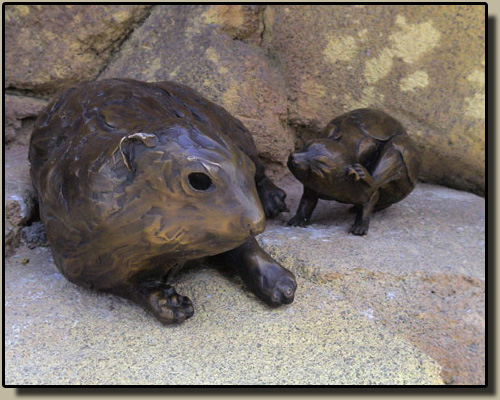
[268,4,485,194]
[4,4,151,94]
[100,5,293,172]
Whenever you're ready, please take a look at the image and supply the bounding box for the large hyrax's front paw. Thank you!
[145,284,194,325]
[287,214,309,227]
[268,269,297,307]
[257,177,288,218]
[250,262,297,307]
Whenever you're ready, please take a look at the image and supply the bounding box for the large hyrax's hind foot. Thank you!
[131,282,194,325]
[256,176,288,218]
[218,238,297,307]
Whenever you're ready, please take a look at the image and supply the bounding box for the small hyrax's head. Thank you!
[288,139,349,194]
[116,124,265,259]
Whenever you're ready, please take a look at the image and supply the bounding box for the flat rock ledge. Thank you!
[4,177,484,385]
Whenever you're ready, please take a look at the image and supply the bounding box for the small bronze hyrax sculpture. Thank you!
[29,78,296,324]
[287,108,421,235]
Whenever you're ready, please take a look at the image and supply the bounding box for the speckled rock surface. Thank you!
[4,4,151,94]
[4,179,484,385]
[100,5,293,172]
[268,4,485,194]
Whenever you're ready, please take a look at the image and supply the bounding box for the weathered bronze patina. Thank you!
[288,108,421,235]
[29,78,295,324]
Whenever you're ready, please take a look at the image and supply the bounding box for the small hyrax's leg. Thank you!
[256,175,288,218]
[347,143,406,235]
[288,187,319,227]
[219,238,297,307]
[129,281,194,325]
[350,190,380,235]
[370,144,405,189]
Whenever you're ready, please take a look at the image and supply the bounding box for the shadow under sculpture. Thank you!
[29,78,296,324]
[288,108,421,235]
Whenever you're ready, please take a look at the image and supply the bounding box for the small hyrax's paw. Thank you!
[347,163,368,181]
[350,221,369,236]
[148,286,194,324]
[287,215,309,227]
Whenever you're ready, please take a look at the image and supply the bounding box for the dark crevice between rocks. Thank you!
[5,87,50,100]
[259,6,281,66]
[258,5,268,47]
[95,5,155,80]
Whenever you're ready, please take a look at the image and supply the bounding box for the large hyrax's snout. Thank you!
[241,209,266,236]
[236,184,266,236]
[219,157,266,238]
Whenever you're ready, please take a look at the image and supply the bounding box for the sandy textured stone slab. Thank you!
[258,176,485,384]
[4,246,442,385]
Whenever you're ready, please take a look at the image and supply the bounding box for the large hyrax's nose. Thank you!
[241,207,266,236]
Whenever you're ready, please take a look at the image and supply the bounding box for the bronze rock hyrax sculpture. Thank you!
[287,108,421,235]
[29,78,296,324]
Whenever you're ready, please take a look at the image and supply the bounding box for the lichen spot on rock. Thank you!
[389,15,441,64]
[465,92,485,120]
[364,48,394,85]
[205,47,220,64]
[112,10,132,24]
[323,36,358,64]
[463,69,485,120]
[400,70,430,92]
[364,16,441,84]
[467,70,485,87]
[202,5,245,29]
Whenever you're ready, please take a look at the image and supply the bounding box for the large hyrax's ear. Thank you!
[119,132,159,171]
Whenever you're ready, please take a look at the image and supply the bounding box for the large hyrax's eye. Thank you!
[188,172,214,191]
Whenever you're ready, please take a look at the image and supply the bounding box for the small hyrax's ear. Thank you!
[325,123,342,140]
[119,132,159,171]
